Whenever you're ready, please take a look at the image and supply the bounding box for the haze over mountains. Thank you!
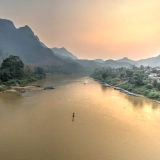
[51,47,78,60]
[0,19,64,65]
[0,18,159,70]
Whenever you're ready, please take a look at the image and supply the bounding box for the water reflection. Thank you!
[125,96,145,108]
[0,92,23,105]
[125,94,160,110]
[98,82,160,111]
[151,102,159,110]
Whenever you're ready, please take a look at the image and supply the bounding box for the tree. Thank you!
[140,65,144,70]
[132,73,145,86]
[132,65,138,70]
[153,79,158,87]
[119,67,125,72]
[102,73,108,80]
[35,67,46,76]
[126,70,133,77]
[146,84,153,89]
[146,66,150,70]
[0,55,24,81]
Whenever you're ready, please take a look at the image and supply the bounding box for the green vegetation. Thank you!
[44,62,83,74]
[91,66,160,101]
[0,55,46,91]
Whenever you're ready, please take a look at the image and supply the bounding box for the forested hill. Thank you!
[0,19,84,74]
[0,19,65,65]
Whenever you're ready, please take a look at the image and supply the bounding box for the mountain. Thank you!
[0,18,84,74]
[51,47,78,60]
[75,59,134,69]
[0,19,65,65]
[1,19,160,70]
[136,55,160,67]
[104,59,134,68]
[115,56,160,67]
[76,59,102,68]
[117,57,138,66]
[94,59,104,63]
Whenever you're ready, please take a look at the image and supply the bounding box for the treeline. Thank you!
[0,55,84,89]
[44,62,83,74]
[0,55,45,87]
[91,66,160,100]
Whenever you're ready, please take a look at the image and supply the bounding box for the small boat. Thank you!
[99,81,105,84]
[33,84,41,87]
[114,87,124,91]
[120,89,138,97]
[44,86,55,90]
[120,89,129,94]
[127,92,139,97]
[102,83,110,87]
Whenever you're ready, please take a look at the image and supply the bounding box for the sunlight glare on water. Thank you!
[0,75,160,160]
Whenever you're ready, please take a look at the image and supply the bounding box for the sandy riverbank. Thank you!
[0,85,44,94]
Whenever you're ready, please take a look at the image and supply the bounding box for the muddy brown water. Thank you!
[0,74,160,160]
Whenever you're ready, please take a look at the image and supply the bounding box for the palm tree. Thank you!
[132,73,145,86]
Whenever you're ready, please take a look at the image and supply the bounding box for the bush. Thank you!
[143,90,150,96]
[143,80,150,85]
[147,91,160,99]
[3,79,18,86]
[0,85,11,92]
[146,84,153,89]
[132,89,142,94]
[128,86,133,92]
[119,83,129,90]
[17,79,29,86]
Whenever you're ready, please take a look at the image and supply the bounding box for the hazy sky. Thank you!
[1,0,160,60]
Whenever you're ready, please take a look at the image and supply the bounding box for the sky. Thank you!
[1,0,160,60]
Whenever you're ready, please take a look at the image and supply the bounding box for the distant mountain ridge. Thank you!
[116,56,160,67]
[0,18,65,65]
[0,18,160,69]
[94,59,104,63]
[76,55,160,69]
[51,47,78,60]
[136,55,160,67]
[0,18,84,74]
[104,59,133,68]
[116,57,138,66]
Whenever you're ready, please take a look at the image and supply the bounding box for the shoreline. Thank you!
[95,79,160,104]
[0,85,44,94]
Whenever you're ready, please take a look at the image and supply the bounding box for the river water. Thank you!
[0,74,160,160]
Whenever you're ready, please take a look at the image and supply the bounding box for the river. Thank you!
[0,74,160,160]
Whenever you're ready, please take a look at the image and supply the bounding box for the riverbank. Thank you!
[91,67,160,102]
[95,79,160,104]
[0,85,44,94]
[0,72,46,93]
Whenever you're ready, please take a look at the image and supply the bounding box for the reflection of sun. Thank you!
[143,106,152,120]
[143,104,160,122]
